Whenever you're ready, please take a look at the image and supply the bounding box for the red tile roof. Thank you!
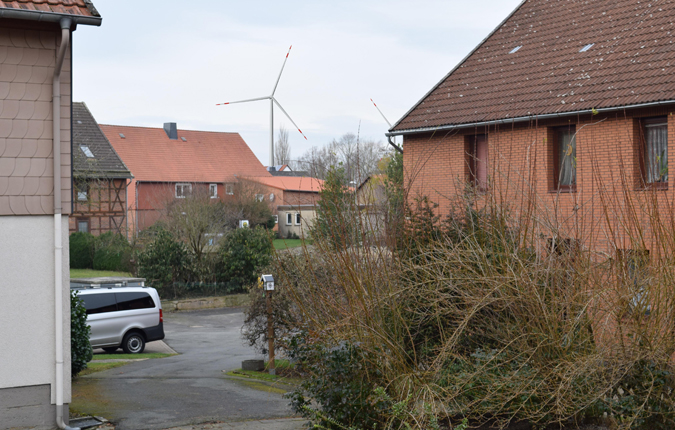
[100,125,271,183]
[393,0,675,132]
[0,0,100,17]
[246,176,324,193]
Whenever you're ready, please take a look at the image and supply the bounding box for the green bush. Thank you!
[218,226,274,289]
[69,232,95,269]
[70,290,92,377]
[93,232,132,272]
[287,336,388,429]
[137,228,193,298]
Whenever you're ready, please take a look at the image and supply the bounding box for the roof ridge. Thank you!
[99,124,240,135]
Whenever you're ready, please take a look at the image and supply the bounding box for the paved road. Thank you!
[72,308,299,430]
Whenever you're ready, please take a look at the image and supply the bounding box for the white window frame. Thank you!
[209,183,218,199]
[295,213,301,226]
[256,194,264,202]
[226,183,234,195]
[175,183,192,198]
[286,213,293,226]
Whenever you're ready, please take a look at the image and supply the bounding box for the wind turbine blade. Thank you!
[271,45,292,96]
[370,98,392,128]
[273,97,307,140]
[216,96,270,106]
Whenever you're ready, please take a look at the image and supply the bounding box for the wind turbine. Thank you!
[370,98,403,154]
[217,46,307,167]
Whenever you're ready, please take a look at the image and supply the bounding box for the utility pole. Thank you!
[261,274,276,375]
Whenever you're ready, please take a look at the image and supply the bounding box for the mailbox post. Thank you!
[261,274,275,375]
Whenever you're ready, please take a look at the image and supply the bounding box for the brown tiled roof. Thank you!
[246,176,324,193]
[100,125,271,184]
[73,103,132,179]
[393,0,675,132]
[0,0,100,17]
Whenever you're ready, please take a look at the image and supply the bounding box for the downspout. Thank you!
[53,17,80,430]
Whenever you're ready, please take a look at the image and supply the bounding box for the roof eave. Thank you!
[0,7,102,26]
[387,100,675,137]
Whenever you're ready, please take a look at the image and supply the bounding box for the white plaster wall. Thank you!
[0,216,70,403]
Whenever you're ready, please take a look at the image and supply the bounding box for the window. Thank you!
[295,213,301,225]
[256,194,264,202]
[80,145,94,158]
[640,117,668,186]
[553,125,577,191]
[209,183,218,199]
[81,293,118,315]
[466,135,488,191]
[116,292,155,311]
[175,183,192,198]
[273,215,278,224]
[76,182,88,201]
[270,193,275,202]
[286,213,293,226]
[226,184,234,195]
[77,219,89,233]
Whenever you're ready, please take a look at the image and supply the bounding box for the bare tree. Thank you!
[274,126,291,166]
[296,132,389,185]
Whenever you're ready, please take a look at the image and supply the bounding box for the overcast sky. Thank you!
[72,0,523,166]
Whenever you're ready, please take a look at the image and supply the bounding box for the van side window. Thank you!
[116,292,155,311]
[81,293,118,315]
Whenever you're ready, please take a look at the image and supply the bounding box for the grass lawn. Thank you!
[70,269,133,278]
[77,361,128,377]
[92,353,175,360]
[274,239,311,250]
[226,359,300,385]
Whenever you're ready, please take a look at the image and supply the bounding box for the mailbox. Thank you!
[261,274,274,291]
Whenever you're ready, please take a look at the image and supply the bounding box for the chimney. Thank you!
[164,122,178,140]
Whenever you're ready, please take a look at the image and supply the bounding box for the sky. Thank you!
[72,0,523,166]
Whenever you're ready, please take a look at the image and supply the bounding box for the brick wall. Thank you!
[403,106,675,255]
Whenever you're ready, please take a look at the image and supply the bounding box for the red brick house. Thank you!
[100,123,271,235]
[389,0,675,254]
[71,102,132,236]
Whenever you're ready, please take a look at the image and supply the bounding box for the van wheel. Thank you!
[103,347,118,353]
[122,332,145,354]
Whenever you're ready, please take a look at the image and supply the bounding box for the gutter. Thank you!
[387,99,675,137]
[52,17,80,430]
[0,8,101,27]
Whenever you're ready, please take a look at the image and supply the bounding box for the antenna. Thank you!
[217,46,306,166]
[370,98,402,154]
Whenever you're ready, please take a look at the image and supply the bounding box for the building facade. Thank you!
[71,102,132,236]
[0,2,101,428]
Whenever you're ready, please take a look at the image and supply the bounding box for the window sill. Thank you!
[548,188,577,194]
[635,183,668,191]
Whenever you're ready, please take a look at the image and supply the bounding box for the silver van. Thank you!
[72,279,164,354]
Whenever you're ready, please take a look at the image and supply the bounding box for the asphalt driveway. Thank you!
[72,308,298,430]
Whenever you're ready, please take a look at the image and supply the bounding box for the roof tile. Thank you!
[246,176,324,193]
[394,0,675,131]
[100,124,271,184]
[0,0,99,17]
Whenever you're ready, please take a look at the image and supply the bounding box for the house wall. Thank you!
[0,216,71,425]
[0,21,73,427]
[278,206,316,239]
[130,181,238,234]
[70,178,128,236]
[403,106,675,255]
